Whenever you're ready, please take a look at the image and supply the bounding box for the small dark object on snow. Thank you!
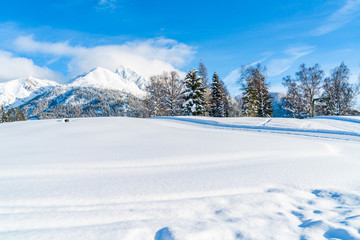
[64,118,70,122]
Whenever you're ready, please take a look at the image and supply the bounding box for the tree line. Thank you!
[144,60,242,118]
[0,106,27,123]
[1,61,358,122]
[282,62,359,118]
[145,61,359,118]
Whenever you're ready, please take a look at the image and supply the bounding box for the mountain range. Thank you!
[0,67,289,119]
[0,66,149,119]
[0,66,147,108]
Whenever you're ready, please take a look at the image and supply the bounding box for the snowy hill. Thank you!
[69,67,146,97]
[0,76,59,107]
[1,116,360,240]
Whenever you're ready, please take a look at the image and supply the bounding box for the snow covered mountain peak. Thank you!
[115,65,147,90]
[0,66,148,107]
[0,76,59,107]
[69,67,146,97]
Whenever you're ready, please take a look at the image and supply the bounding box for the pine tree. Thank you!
[240,64,273,117]
[182,69,206,116]
[15,108,27,121]
[0,105,7,123]
[242,84,259,117]
[220,80,231,117]
[210,73,225,117]
[198,59,211,115]
[198,59,209,88]
[6,107,16,122]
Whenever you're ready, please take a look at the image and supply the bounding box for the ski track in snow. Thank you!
[0,116,360,239]
[155,116,360,142]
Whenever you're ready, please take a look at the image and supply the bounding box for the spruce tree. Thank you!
[210,72,225,117]
[16,108,27,121]
[242,84,259,117]
[6,107,16,122]
[220,80,231,117]
[198,59,211,115]
[0,105,7,123]
[182,69,206,116]
[240,64,273,117]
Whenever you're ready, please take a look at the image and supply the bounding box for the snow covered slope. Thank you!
[0,76,59,106]
[70,67,145,97]
[0,116,360,240]
[116,65,147,90]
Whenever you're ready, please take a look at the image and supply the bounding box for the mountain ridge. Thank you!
[0,66,147,107]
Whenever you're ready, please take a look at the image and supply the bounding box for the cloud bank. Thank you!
[0,50,61,82]
[11,36,195,81]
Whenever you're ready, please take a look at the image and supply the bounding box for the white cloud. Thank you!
[313,0,360,36]
[97,0,117,9]
[222,47,314,96]
[14,36,195,79]
[0,50,61,82]
[266,46,315,77]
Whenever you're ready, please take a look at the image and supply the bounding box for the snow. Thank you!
[1,116,360,239]
[0,76,59,106]
[69,67,145,97]
[0,66,148,107]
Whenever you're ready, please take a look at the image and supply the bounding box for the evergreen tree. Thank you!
[220,80,231,117]
[210,73,225,117]
[198,59,209,88]
[198,59,211,115]
[15,108,27,121]
[6,107,16,122]
[0,105,7,123]
[240,64,273,117]
[242,83,259,117]
[182,69,206,116]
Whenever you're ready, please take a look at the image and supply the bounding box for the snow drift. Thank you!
[0,116,360,240]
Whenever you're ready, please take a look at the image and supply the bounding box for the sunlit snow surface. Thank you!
[1,116,360,240]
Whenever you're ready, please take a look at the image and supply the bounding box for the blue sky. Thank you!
[0,0,360,96]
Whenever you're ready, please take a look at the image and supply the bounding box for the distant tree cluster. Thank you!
[20,87,148,119]
[282,62,359,118]
[145,61,241,118]
[0,106,27,123]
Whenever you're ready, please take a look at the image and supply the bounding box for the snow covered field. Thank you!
[1,116,360,240]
